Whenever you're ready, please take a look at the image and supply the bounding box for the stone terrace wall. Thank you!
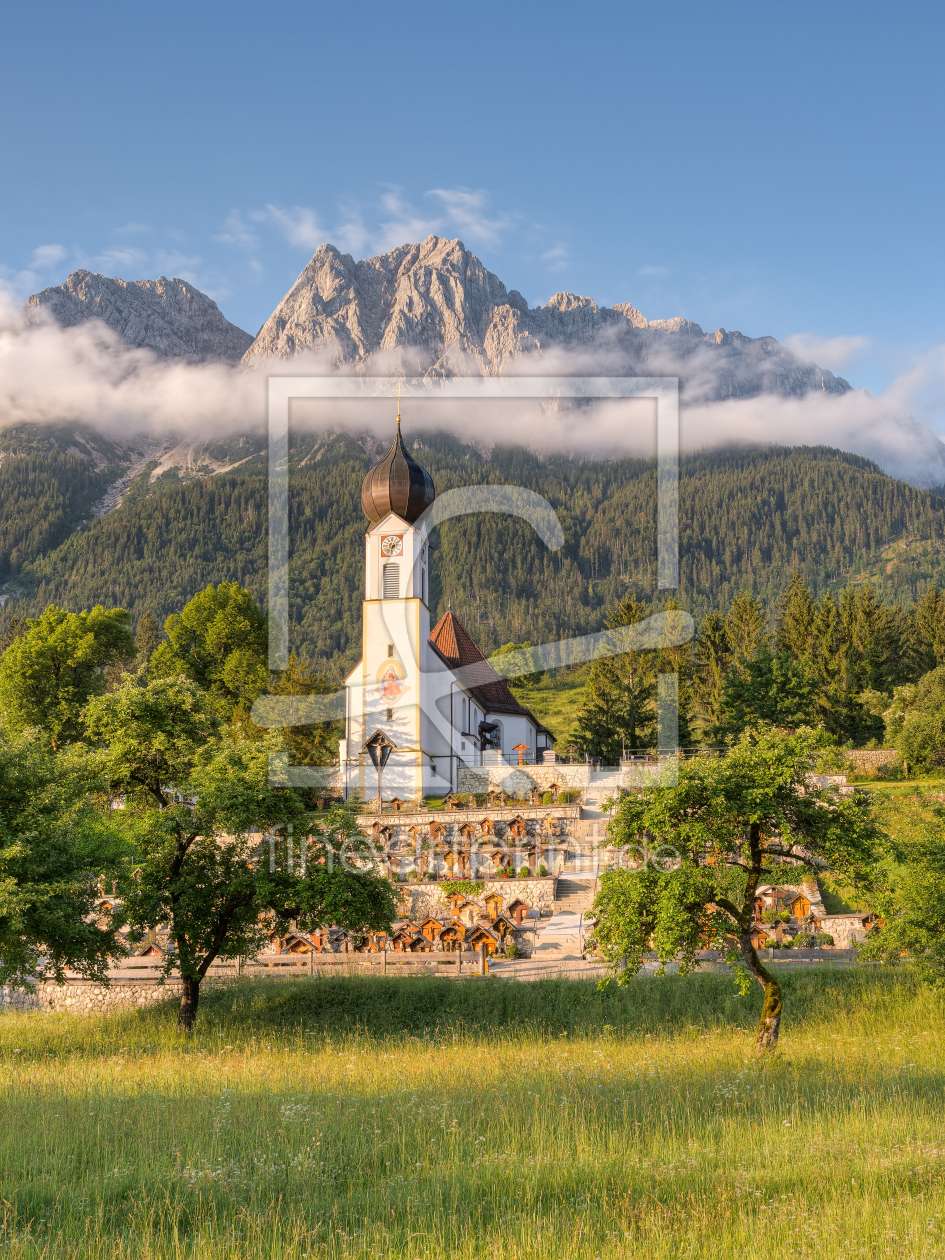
[458,765,591,793]
[845,749,898,773]
[0,976,234,1015]
[394,877,555,923]
[358,803,581,830]
[457,764,661,794]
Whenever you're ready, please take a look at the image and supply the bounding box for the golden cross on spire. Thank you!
[390,380,409,426]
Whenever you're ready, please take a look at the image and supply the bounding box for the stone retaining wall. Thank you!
[0,976,235,1015]
[393,877,556,924]
[845,749,898,773]
[457,764,662,794]
[458,765,591,793]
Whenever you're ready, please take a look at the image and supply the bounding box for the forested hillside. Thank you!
[4,436,945,681]
[0,424,130,579]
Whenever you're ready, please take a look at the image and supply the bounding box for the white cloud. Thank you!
[6,244,943,492]
[639,265,669,276]
[92,246,148,274]
[256,205,324,251]
[30,244,67,270]
[540,243,569,271]
[214,211,258,251]
[427,187,513,247]
[241,186,523,261]
[373,190,442,251]
[783,332,871,372]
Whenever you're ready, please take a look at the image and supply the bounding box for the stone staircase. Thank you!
[554,876,598,917]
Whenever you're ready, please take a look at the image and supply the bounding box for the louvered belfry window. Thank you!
[382,563,399,599]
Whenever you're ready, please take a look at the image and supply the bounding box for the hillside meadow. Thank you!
[0,969,942,1259]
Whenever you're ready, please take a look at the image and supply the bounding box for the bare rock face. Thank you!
[243,236,850,401]
[25,271,254,361]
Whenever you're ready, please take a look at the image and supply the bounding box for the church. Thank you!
[338,411,554,801]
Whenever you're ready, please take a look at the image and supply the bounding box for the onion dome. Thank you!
[361,412,436,524]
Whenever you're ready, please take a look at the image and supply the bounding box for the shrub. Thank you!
[505,941,519,959]
[539,864,548,877]
[542,791,554,804]
[518,866,531,878]
[439,880,485,898]
[762,908,791,924]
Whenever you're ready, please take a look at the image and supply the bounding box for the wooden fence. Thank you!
[59,951,490,984]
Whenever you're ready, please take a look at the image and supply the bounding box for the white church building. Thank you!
[339,414,553,800]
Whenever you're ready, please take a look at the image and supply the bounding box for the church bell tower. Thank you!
[342,405,437,800]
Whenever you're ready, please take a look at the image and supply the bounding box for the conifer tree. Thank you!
[714,642,818,739]
[693,611,731,735]
[775,573,816,659]
[655,598,696,748]
[910,586,945,675]
[573,594,656,761]
[725,591,766,662]
[134,611,162,669]
[269,653,343,766]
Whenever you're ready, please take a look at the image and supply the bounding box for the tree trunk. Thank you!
[739,932,782,1052]
[178,975,200,1033]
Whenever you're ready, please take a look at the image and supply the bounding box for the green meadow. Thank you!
[1,969,943,1259]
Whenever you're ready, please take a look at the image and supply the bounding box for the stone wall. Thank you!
[393,877,556,924]
[844,749,898,774]
[457,764,662,794]
[0,976,233,1015]
[359,803,581,830]
[458,765,591,793]
[820,914,873,948]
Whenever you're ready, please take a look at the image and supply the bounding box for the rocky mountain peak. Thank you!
[241,237,851,400]
[25,270,253,362]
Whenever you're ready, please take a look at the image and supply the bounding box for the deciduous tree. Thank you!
[150,582,268,725]
[859,792,945,981]
[0,604,134,746]
[0,730,125,986]
[594,729,884,1051]
[85,675,396,1030]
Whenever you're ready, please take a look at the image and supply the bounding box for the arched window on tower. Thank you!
[382,564,399,599]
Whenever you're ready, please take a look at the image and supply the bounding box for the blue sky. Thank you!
[1,0,943,399]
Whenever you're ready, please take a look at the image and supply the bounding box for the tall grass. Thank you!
[1,969,943,1259]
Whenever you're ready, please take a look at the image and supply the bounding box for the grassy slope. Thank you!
[508,666,589,750]
[1,970,942,1259]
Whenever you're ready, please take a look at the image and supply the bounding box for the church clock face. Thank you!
[380,534,403,557]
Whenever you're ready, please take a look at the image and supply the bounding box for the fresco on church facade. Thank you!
[374,659,410,705]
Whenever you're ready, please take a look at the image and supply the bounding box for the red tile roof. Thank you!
[429,611,551,734]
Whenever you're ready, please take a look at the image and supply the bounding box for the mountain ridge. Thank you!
[25,239,850,404]
[25,271,254,361]
[241,236,852,399]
